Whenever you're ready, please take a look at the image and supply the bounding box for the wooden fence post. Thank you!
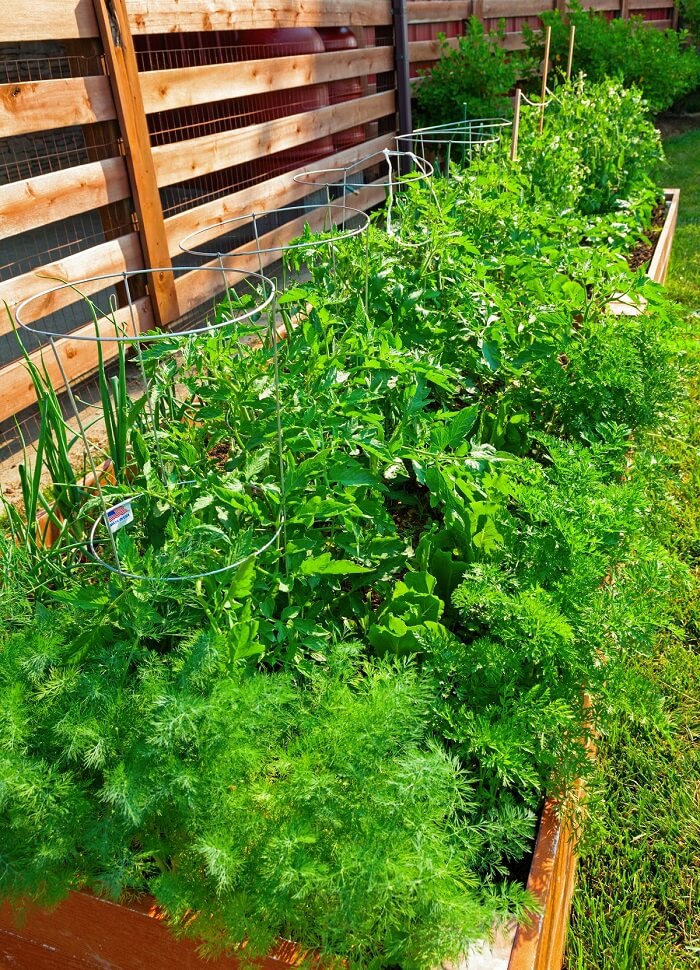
[92,0,179,329]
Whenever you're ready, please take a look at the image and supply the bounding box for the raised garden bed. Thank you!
[0,81,682,970]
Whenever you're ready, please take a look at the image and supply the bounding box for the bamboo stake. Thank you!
[539,25,551,134]
[510,88,522,162]
[566,24,576,81]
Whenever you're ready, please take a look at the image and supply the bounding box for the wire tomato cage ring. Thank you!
[396,117,513,176]
[292,147,435,248]
[179,200,375,559]
[15,265,286,583]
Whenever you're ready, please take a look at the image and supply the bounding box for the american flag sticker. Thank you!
[105,500,134,534]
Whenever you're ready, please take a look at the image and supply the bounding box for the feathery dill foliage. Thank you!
[0,74,686,966]
[0,624,528,967]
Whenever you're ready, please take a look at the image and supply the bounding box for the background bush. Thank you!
[524,3,700,114]
[415,17,523,126]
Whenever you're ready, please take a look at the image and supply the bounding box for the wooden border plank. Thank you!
[152,90,396,188]
[93,0,179,328]
[175,181,387,314]
[0,157,131,242]
[0,76,116,138]
[165,133,395,254]
[407,1,471,22]
[0,233,143,334]
[648,188,680,286]
[0,297,154,424]
[0,0,99,41]
[126,0,393,32]
[140,47,395,114]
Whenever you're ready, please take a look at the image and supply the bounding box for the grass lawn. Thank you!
[565,126,700,968]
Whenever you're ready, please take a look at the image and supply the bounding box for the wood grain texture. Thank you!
[482,0,551,15]
[0,892,313,968]
[140,47,394,114]
[648,188,680,286]
[126,0,393,32]
[0,157,131,242]
[0,233,143,334]
[0,297,154,424]
[166,133,395,254]
[152,90,395,187]
[94,0,179,328]
[408,36,460,63]
[0,76,116,138]
[507,799,575,970]
[407,1,471,22]
[626,0,674,8]
[0,0,99,41]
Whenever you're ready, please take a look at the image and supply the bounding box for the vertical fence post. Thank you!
[92,0,179,329]
[393,0,413,152]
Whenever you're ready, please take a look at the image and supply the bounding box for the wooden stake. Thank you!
[538,25,551,135]
[92,0,179,330]
[566,24,576,81]
[510,88,522,163]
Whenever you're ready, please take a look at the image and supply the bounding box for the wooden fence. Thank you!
[0,0,675,424]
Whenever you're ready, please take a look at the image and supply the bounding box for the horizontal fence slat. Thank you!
[408,36,460,63]
[0,233,143,334]
[166,133,395,254]
[407,1,471,22]
[481,0,552,16]
[0,0,99,41]
[502,32,528,49]
[626,0,674,7]
[126,0,393,32]
[0,297,154,424]
[140,47,395,114]
[582,0,622,9]
[153,90,396,188]
[0,77,116,139]
[0,157,132,242]
[175,180,386,315]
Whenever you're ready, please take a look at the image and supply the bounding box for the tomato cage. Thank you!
[291,148,435,241]
[395,118,513,175]
[14,265,285,583]
[178,201,371,286]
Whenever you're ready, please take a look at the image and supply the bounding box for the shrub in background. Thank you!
[677,0,700,43]
[524,3,700,114]
[415,17,524,126]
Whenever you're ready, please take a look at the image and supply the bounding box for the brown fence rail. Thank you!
[0,0,674,426]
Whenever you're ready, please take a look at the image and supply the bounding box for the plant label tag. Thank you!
[105,500,134,534]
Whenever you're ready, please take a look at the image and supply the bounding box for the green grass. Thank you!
[565,126,700,969]
[665,127,700,312]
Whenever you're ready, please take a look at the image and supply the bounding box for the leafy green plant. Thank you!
[0,70,687,967]
[415,18,523,126]
[524,3,700,114]
[516,77,665,215]
[0,621,532,967]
